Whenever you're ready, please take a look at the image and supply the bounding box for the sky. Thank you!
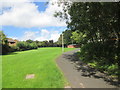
[0,0,67,42]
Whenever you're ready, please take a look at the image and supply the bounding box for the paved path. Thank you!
[56,49,117,88]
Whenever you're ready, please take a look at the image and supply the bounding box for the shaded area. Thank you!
[63,52,119,87]
[57,49,119,88]
[2,52,18,56]
[7,52,18,55]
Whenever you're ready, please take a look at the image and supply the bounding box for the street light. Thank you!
[62,33,64,53]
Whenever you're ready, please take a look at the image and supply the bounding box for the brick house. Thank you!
[7,38,18,46]
[67,44,80,48]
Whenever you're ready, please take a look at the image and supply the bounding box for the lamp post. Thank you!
[62,33,64,53]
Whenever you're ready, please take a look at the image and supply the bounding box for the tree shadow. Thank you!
[63,52,120,87]
[2,52,18,56]
[63,52,80,62]
[8,52,18,55]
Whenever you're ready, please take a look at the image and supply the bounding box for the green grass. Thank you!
[2,47,75,88]
[0,55,2,89]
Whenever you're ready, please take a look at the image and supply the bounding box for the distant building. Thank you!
[7,38,18,46]
[67,44,80,48]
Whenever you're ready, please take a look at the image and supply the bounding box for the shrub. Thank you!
[10,46,19,52]
[17,41,38,51]
[30,42,38,49]
[79,41,118,76]
[107,64,118,75]
[17,41,27,51]
[2,44,10,55]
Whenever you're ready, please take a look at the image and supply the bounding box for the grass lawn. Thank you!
[2,47,75,88]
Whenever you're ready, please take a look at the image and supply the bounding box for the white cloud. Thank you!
[49,31,60,41]
[35,29,50,41]
[0,0,66,27]
[40,29,50,38]
[20,29,60,42]
[9,36,18,40]
[20,31,37,41]
[35,29,60,42]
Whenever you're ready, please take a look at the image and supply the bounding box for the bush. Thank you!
[10,46,19,52]
[79,41,118,76]
[17,41,38,51]
[2,44,10,55]
[1,40,38,55]
[79,41,117,64]
[107,64,118,75]
[17,42,27,51]
[29,43,37,49]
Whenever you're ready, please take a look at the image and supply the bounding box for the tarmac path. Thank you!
[56,49,118,88]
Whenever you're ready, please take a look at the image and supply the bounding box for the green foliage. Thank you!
[0,31,10,54]
[40,40,49,47]
[30,42,38,49]
[0,31,8,45]
[107,64,118,75]
[71,30,86,44]
[57,30,76,47]
[35,40,60,47]
[48,40,54,47]
[9,39,61,53]
[17,41,26,51]
[57,34,62,46]
[79,41,118,75]
[55,2,119,76]
[80,41,117,63]
[17,41,38,51]
[63,30,73,45]
[88,62,97,67]
[10,46,19,52]
[2,44,10,55]
[26,39,33,43]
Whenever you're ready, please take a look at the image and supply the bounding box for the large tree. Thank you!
[57,29,75,47]
[55,2,119,76]
[62,30,74,45]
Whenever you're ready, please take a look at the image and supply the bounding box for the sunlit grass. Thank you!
[2,47,75,88]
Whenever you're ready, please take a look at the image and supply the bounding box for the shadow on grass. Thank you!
[2,52,18,56]
[7,52,18,55]
[63,52,120,87]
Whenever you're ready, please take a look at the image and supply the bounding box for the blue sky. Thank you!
[33,2,48,12]
[0,1,66,42]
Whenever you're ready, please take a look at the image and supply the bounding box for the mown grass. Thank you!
[0,55,2,89]
[2,47,75,88]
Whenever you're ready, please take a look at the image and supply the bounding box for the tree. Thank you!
[17,41,38,51]
[0,31,8,45]
[57,30,74,47]
[55,2,119,76]
[57,34,62,46]
[41,40,49,47]
[55,2,119,43]
[26,39,33,43]
[71,30,86,44]
[63,30,73,45]
[17,41,27,51]
[0,31,10,54]
[49,40,54,47]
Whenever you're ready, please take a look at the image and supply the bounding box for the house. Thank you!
[67,44,80,48]
[7,38,18,46]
